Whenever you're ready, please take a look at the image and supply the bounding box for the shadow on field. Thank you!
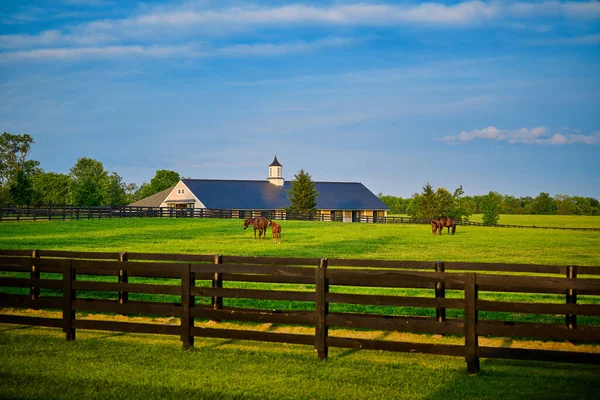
[424,358,600,400]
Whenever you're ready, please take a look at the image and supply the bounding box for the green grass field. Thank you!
[1,217,600,399]
[0,216,599,265]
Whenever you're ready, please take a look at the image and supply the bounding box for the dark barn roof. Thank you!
[181,179,389,211]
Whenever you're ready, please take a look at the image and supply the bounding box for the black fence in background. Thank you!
[0,204,598,231]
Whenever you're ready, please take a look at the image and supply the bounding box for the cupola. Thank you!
[267,155,284,186]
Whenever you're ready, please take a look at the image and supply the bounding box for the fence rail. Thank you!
[1,249,600,372]
[1,204,599,230]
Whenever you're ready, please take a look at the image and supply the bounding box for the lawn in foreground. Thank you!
[1,324,599,400]
[0,217,599,265]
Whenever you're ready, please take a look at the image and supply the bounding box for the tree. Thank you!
[287,169,319,213]
[0,132,40,205]
[31,172,73,205]
[417,183,437,219]
[137,170,180,199]
[103,172,128,206]
[481,191,500,225]
[70,158,108,206]
[435,188,454,217]
[530,192,557,215]
[450,185,472,222]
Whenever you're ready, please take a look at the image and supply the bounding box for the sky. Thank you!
[1,0,599,199]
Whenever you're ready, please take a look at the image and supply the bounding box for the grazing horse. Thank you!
[243,217,270,239]
[437,216,456,235]
[431,219,440,235]
[270,221,282,242]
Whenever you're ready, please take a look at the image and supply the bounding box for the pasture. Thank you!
[1,216,600,399]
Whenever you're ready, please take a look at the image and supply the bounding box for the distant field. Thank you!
[0,217,599,265]
[468,214,600,228]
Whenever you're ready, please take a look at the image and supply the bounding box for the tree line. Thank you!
[379,184,600,222]
[0,132,180,207]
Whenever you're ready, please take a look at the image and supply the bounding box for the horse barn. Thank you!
[130,156,389,222]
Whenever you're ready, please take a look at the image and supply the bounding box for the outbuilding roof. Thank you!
[180,179,389,211]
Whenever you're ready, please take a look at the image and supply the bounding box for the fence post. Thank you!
[435,261,446,324]
[118,252,128,306]
[315,257,329,359]
[63,259,76,341]
[211,255,223,322]
[31,250,40,308]
[464,273,479,374]
[181,263,195,350]
[566,265,577,330]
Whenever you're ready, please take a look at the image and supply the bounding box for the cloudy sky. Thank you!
[1,0,599,198]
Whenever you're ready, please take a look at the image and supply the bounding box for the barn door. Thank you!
[352,211,360,222]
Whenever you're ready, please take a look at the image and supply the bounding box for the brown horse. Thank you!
[270,221,282,242]
[431,219,439,235]
[436,216,456,235]
[243,217,270,239]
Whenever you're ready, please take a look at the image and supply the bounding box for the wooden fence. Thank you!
[1,205,598,230]
[1,250,600,373]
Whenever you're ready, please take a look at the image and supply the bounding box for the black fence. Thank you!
[1,205,598,231]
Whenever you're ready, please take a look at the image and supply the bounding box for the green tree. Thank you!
[416,183,437,219]
[70,157,108,206]
[0,132,40,204]
[137,170,180,199]
[450,185,472,221]
[481,191,500,225]
[8,169,34,205]
[31,172,73,205]
[103,172,128,206]
[435,187,454,217]
[530,192,557,215]
[378,194,408,214]
[287,169,319,213]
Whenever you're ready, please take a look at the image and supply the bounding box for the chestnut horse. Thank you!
[435,216,456,235]
[270,221,282,242]
[431,219,439,235]
[243,217,270,239]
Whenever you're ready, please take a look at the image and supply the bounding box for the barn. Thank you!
[131,156,389,222]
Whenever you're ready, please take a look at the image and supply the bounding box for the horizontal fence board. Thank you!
[73,281,181,295]
[327,270,467,287]
[74,320,180,335]
[221,273,315,285]
[0,294,62,309]
[444,262,563,274]
[327,259,433,270]
[0,264,31,273]
[221,255,319,266]
[479,347,600,364]
[326,337,465,357]
[478,321,600,342]
[327,314,464,335]
[191,287,315,302]
[73,299,180,316]
[0,250,32,257]
[0,314,63,328]
[476,274,600,292]
[191,326,315,346]
[126,253,214,263]
[578,266,600,276]
[327,293,465,309]
[71,259,184,278]
[38,250,120,260]
[0,256,33,268]
[477,300,600,316]
[192,309,316,325]
[190,263,315,277]
[0,277,63,290]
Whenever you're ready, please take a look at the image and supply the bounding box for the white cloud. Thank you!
[444,127,600,145]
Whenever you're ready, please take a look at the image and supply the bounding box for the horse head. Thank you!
[243,218,252,230]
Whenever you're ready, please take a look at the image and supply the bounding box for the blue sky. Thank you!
[1,0,599,198]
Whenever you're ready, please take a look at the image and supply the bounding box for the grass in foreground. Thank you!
[0,217,599,265]
[1,323,600,400]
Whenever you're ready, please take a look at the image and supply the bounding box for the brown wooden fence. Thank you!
[2,205,598,231]
[1,250,600,373]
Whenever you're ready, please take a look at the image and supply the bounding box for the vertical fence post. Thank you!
[181,263,195,350]
[464,273,479,374]
[566,265,578,330]
[118,252,128,306]
[63,259,76,341]
[211,255,223,322]
[31,250,40,308]
[435,261,446,324]
[315,257,329,359]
